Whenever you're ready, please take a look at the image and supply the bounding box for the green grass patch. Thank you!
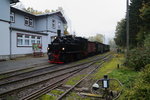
[91,54,139,99]
[37,90,64,100]
[50,90,64,95]
[0,74,8,79]
[108,67,138,88]
[37,94,57,100]
[64,92,91,100]
[65,74,85,85]
[92,57,120,80]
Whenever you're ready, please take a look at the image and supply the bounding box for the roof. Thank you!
[36,11,67,24]
[10,0,19,4]
[10,7,67,24]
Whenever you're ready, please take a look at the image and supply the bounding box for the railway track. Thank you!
[0,53,111,100]
[56,55,112,100]
[21,54,112,100]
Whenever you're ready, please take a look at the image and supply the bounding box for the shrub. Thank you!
[125,47,150,71]
[125,34,150,71]
[121,64,150,100]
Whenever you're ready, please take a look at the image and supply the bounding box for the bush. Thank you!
[125,34,150,71]
[121,64,150,100]
[125,47,150,71]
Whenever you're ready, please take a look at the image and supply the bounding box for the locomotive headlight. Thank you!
[62,47,65,51]
[47,48,50,50]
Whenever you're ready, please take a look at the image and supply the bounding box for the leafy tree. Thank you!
[44,9,51,13]
[108,39,116,50]
[88,34,104,43]
[137,1,150,43]
[114,19,126,47]
[125,34,150,71]
[64,25,69,35]
[23,7,43,15]
[129,0,144,47]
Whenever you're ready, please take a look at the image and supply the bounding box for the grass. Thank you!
[92,53,139,99]
[37,53,139,100]
[64,92,92,100]
[37,90,64,100]
[65,74,86,85]
[50,90,64,95]
[37,94,57,100]
[0,74,8,79]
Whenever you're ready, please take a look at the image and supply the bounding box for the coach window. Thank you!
[52,19,56,29]
[17,34,23,46]
[25,17,29,26]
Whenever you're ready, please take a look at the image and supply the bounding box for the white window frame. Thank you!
[10,12,15,23]
[25,17,29,26]
[36,36,41,44]
[17,34,23,46]
[29,18,33,27]
[17,33,42,47]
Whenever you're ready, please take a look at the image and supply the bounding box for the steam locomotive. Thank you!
[47,35,110,64]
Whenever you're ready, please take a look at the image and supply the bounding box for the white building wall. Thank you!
[0,0,10,21]
[11,30,48,55]
[0,22,10,58]
[0,0,10,60]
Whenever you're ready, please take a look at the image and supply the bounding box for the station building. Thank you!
[0,0,67,60]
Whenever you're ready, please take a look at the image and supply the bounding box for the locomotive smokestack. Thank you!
[57,30,61,37]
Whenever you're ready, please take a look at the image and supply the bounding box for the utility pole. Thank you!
[126,0,129,58]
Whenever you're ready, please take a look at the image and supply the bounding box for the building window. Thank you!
[52,19,56,29]
[17,33,42,47]
[29,18,33,27]
[37,36,41,44]
[25,17,29,26]
[25,16,34,27]
[10,12,15,22]
[58,22,61,28]
[17,34,23,46]
[24,35,30,45]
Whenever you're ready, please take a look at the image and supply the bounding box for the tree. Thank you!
[129,0,144,47]
[44,9,51,13]
[108,39,116,50]
[88,34,104,43]
[114,19,126,47]
[64,25,69,35]
[23,7,43,15]
[137,1,150,43]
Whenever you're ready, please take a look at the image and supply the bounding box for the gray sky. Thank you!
[16,0,126,43]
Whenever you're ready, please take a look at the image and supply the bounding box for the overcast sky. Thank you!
[16,0,126,43]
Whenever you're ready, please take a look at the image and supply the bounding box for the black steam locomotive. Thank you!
[47,35,109,64]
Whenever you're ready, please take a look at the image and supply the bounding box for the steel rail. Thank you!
[0,53,110,86]
[0,62,94,96]
[21,55,111,100]
[57,55,112,100]
[0,52,110,81]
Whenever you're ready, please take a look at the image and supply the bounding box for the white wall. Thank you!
[11,30,48,55]
[0,0,10,21]
[0,22,10,56]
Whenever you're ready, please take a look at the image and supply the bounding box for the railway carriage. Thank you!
[47,35,110,64]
